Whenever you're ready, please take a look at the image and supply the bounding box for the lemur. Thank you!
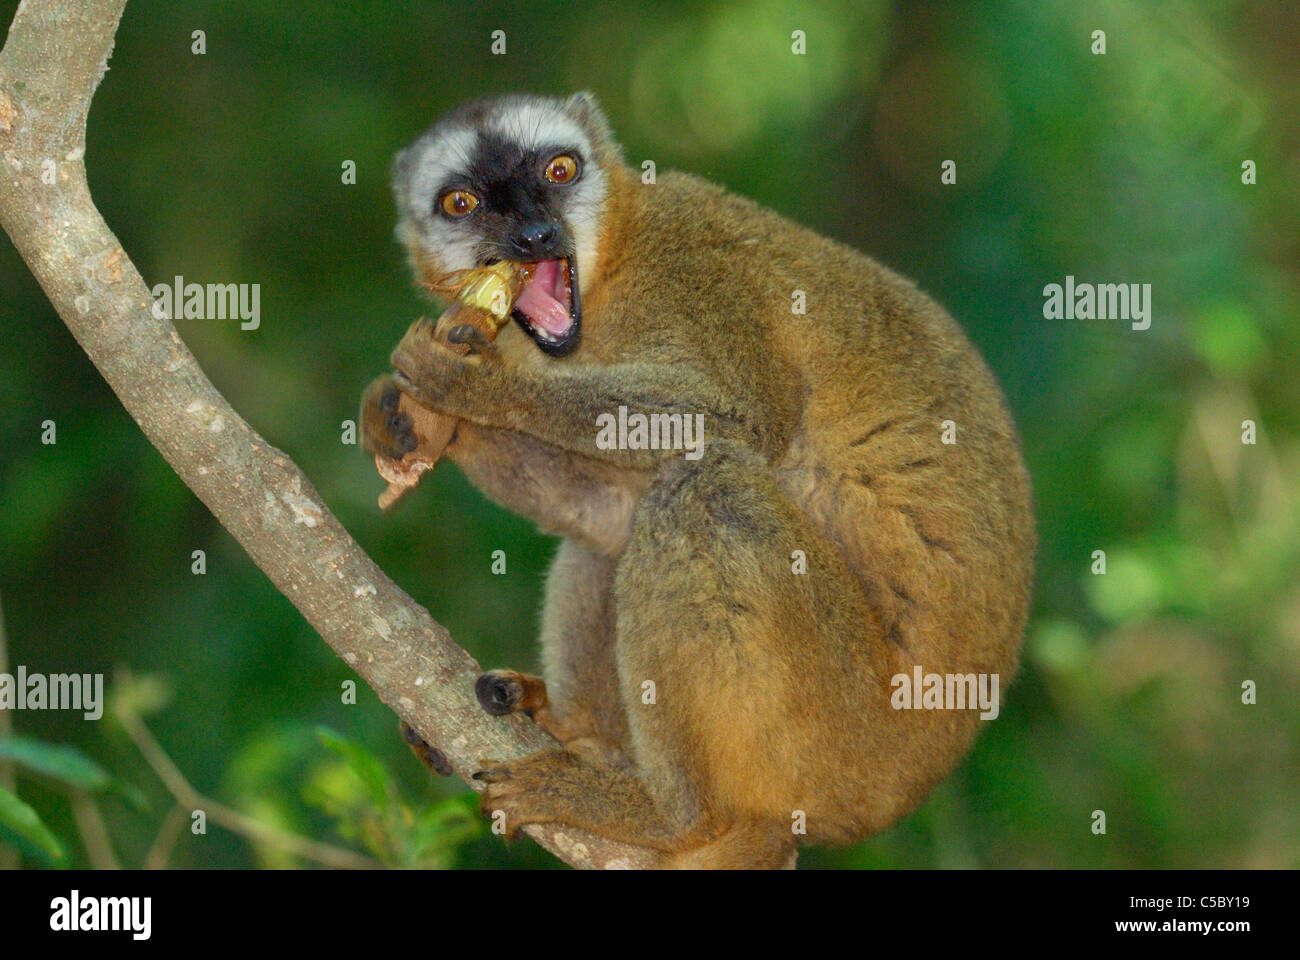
[361,92,1035,868]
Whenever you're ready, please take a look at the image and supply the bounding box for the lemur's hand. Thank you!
[391,315,501,413]
[359,373,418,460]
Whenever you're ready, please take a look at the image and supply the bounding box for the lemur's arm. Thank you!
[361,372,649,552]
[389,322,760,470]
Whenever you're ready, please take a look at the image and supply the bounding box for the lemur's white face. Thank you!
[393,95,608,357]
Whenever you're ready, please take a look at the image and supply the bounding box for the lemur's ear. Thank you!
[564,91,600,123]
[390,145,413,207]
[564,91,620,162]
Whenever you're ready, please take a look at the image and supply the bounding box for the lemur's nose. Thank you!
[509,222,560,260]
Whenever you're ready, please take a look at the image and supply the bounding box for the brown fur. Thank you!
[364,95,1035,868]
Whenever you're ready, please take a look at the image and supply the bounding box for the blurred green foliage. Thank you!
[0,0,1296,869]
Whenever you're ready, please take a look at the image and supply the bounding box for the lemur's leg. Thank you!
[474,440,898,866]
[537,541,630,755]
[476,540,630,758]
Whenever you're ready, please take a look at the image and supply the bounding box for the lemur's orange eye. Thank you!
[440,190,478,217]
[544,155,579,184]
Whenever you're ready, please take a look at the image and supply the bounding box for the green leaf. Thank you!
[0,735,148,810]
[0,735,112,792]
[314,726,393,810]
[0,785,66,866]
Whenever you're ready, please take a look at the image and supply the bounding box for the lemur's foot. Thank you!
[360,374,418,460]
[472,749,579,838]
[472,748,678,851]
[400,721,453,776]
[475,669,549,717]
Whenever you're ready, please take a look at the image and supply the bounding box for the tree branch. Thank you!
[0,0,655,870]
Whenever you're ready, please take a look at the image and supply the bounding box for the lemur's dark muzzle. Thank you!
[509,221,565,261]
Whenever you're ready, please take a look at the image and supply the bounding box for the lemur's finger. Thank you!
[400,721,453,776]
[446,323,499,357]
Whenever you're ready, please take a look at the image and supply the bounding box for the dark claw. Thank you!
[378,383,402,412]
[361,376,417,460]
[384,408,417,455]
[476,672,522,716]
[400,721,453,776]
[422,747,453,777]
[447,324,486,347]
[471,763,509,783]
[447,323,498,359]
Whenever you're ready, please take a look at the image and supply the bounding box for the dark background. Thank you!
[1,0,1297,868]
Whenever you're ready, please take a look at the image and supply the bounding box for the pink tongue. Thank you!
[514,259,570,335]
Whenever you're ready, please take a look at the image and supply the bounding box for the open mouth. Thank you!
[509,257,581,356]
